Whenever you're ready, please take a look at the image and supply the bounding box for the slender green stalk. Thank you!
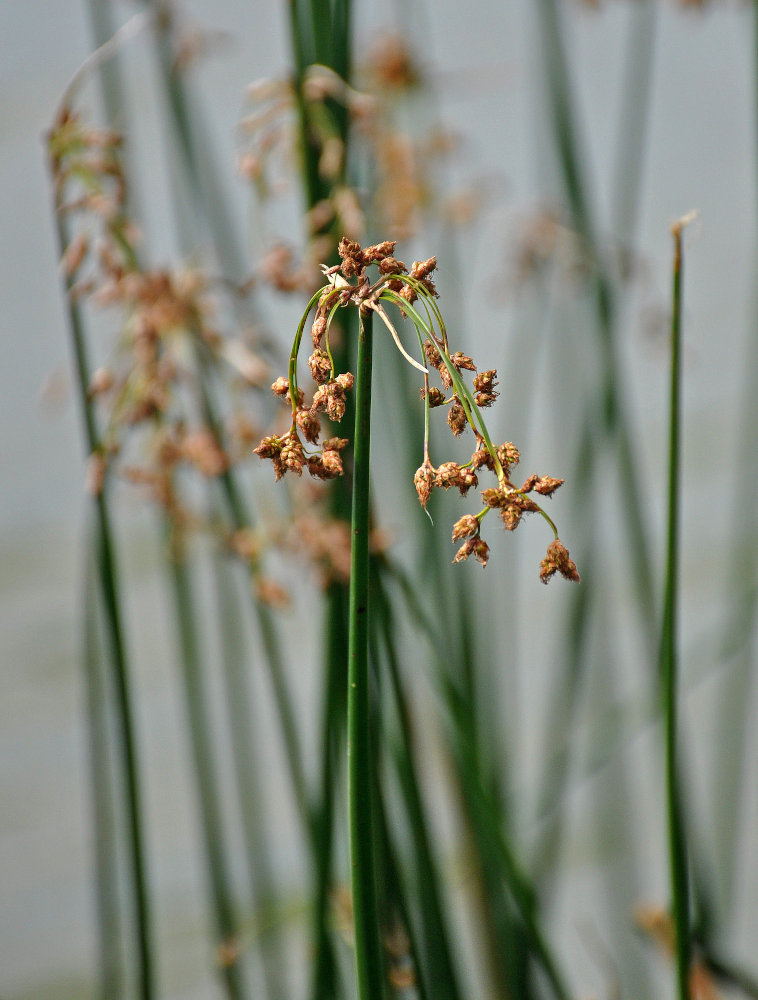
[309,587,348,1000]
[347,308,384,999]
[166,523,248,1000]
[210,546,286,1000]
[84,546,124,1000]
[383,560,569,1000]
[53,209,154,1000]
[535,0,656,638]
[373,585,462,1000]
[661,218,692,1000]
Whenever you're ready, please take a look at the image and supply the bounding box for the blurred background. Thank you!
[2,1,758,998]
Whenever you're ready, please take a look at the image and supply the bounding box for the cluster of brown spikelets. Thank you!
[254,237,579,584]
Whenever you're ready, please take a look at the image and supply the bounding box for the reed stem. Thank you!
[347,308,383,999]
[53,209,154,1000]
[662,218,692,1000]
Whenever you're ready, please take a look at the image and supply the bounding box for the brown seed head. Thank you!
[308,349,332,384]
[254,435,283,459]
[496,442,520,474]
[473,538,490,567]
[457,468,478,495]
[325,382,347,422]
[471,447,495,471]
[311,315,327,347]
[500,503,523,532]
[533,476,564,497]
[321,449,344,478]
[410,257,437,280]
[473,369,498,393]
[447,399,467,436]
[323,437,349,452]
[452,514,479,541]
[481,486,507,508]
[296,408,321,444]
[423,339,442,370]
[450,352,476,372]
[363,240,396,263]
[421,386,446,407]
[307,455,328,480]
[539,539,580,584]
[414,462,435,509]
[280,436,305,476]
[435,461,462,489]
[453,537,477,564]
[378,256,408,275]
[271,376,290,396]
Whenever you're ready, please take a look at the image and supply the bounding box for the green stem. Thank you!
[83,546,124,1000]
[347,308,383,999]
[166,523,248,1000]
[662,221,691,1000]
[53,209,154,1000]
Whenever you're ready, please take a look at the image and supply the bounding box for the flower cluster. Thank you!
[414,336,577,581]
[255,237,579,584]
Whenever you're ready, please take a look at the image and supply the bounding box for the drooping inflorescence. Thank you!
[254,237,579,583]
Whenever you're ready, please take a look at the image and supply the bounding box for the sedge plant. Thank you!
[254,236,579,997]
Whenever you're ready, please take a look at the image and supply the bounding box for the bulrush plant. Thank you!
[255,236,579,583]
[255,235,578,1000]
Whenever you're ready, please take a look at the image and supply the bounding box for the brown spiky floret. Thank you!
[447,399,467,436]
[521,473,564,497]
[414,461,435,509]
[363,240,397,263]
[423,339,442,370]
[308,349,332,384]
[378,256,408,275]
[451,513,480,541]
[296,408,321,444]
[450,352,476,372]
[539,539,580,584]
[453,536,490,567]
[421,386,446,407]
